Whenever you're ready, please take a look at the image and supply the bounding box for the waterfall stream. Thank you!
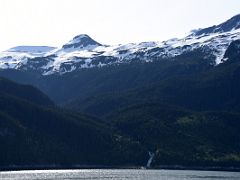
[146,152,155,168]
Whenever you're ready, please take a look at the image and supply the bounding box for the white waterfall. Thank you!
[146,151,155,168]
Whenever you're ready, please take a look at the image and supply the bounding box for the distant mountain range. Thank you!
[0,14,240,75]
[1,14,240,170]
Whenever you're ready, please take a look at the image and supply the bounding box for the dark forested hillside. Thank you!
[0,78,147,168]
[107,104,240,167]
[0,77,53,106]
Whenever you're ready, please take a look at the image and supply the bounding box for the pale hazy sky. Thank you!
[0,0,240,51]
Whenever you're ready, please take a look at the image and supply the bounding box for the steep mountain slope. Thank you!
[0,54,213,104]
[192,14,240,36]
[0,78,146,168]
[73,39,240,116]
[65,40,240,167]
[0,77,54,106]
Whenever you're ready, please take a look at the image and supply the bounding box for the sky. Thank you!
[0,0,240,51]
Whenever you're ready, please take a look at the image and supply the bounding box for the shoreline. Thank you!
[1,165,240,172]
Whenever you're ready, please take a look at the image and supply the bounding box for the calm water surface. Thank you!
[0,169,240,180]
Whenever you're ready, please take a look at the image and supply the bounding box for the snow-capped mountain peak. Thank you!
[62,34,102,50]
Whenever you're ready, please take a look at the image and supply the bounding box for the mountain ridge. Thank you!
[191,14,240,36]
[0,14,240,75]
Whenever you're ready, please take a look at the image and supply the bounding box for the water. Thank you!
[0,169,240,180]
